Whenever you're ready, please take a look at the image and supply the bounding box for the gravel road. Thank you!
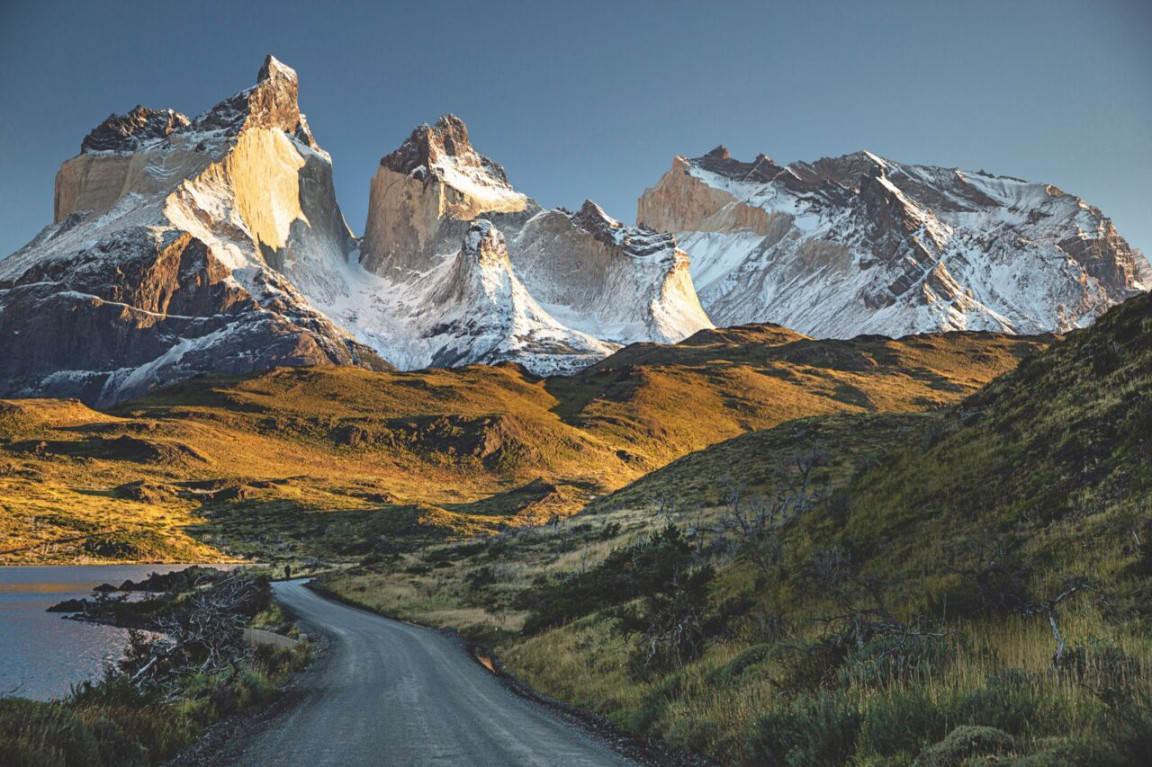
[212,579,636,766]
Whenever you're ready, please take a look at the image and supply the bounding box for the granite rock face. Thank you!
[359,114,536,278]
[509,200,712,344]
[638,147,1151,337]
[2,56,388,406]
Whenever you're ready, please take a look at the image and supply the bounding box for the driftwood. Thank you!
[121,573,265,693]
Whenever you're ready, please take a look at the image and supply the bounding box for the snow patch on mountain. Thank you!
[509,200,712,344]
[638,147,1150,338]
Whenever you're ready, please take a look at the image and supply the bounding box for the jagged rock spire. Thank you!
[257,54,298,84]
[75,56,318,156]
[193,54,318,149]
[360,113,532,277]
[461,219,508,268]
[570,199,620,232]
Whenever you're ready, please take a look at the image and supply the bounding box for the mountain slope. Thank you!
[421,221,614,372]
[639,146,1150,338]
[0,327,1045,564]
[840,288,1152,597]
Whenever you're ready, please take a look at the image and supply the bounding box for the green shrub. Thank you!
[912,725,1018,767]
[520,524,699,634]
[840,634,954,690]
[617,563,717,674]
[947,671,1043,737]
[465,565,497,590]
[95,705,190,764]
[744,692,861,766]
[1056,641,1142,692]
[69,672,156,708]
[1095,687,1152,766]
[1005,739,1109,766]
[81,714,149,767]
[773,640,847,697]
[713,643,775,685]
[632,669,688,733]
[857,690,948,760]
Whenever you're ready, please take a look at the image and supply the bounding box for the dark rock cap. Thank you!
[569,199,677,257]
[81,106,190,153]
[571,199,618,232]
[78,56,319,155]
[693,145,783,184]
[380,114,512,186]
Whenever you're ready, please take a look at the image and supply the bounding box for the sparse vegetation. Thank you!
[0,568,310,766]
[11,295,1149,763]
[318,294,1152,764]
[0,328,1041,564]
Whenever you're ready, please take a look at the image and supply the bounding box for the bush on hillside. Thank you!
[744,692,861,767]
[519,524,700,634]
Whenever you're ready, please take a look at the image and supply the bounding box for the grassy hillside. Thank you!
[1,328,1044,564]
[322,296,1152,764]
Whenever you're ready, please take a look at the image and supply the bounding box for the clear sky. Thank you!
[1,0,1149,258]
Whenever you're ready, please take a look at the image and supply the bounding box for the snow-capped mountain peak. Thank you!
[258,54,298,83]
[2,58,1146,405]
[0,56,388,405]
[190,53,321,153]
[638,147,1150,337]
[383,114,528,210]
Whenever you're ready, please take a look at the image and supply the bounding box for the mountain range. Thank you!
[0,56,1146,405]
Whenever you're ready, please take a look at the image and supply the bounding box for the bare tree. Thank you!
[1044,578,1090,666]
[123,573,265,694]
[710,450,829,572]
[776,449,829,518]
[713,481,782,572]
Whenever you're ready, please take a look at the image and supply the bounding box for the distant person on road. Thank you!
[284,564,292,580]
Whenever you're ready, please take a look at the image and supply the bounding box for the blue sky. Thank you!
[1,0,1149,258]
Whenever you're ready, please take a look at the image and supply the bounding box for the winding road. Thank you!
[213,580,635,766]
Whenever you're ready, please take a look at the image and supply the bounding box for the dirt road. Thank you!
[212,580,635,766]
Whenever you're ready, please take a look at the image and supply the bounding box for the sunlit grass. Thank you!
[1,329,1039,564]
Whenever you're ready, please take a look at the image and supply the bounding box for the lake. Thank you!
[0,565,225,700]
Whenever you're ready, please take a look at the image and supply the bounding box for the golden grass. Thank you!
[0,329,1045,563]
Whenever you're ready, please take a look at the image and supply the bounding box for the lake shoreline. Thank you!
[0,564,233,700]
